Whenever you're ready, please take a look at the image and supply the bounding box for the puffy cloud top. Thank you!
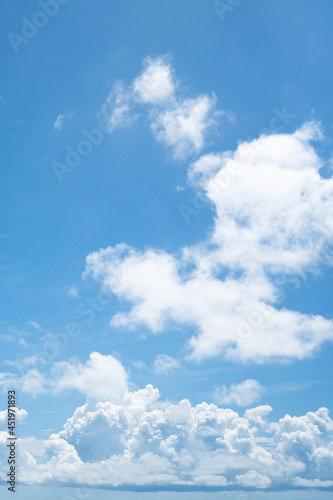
[3,386,333,490]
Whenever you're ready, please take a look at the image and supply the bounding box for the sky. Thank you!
[1,0,333,498]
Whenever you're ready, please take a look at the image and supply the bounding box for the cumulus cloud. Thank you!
[133,56,176,103]
[100,55,221,158]
[213,380,265,407]
[0,353,128,401]
[0,408,27,428]
[51,352,128,401]
[151,94,219,159]
[84,122,333,363]
[2,379,332,490]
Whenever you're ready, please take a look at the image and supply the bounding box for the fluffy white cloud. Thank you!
[133,56,176,103]
[100,55,220,158]
[0,407,27,428]
[0,353,128,401]
[153,354,180,374]
[151,94,219,159]
[2,379,332,491]
[235,470,272,488]
[244,405,273,428]
[84,122,333,363]
[51,352,128,401]
[191,122,332,275]
[213,380,264,407]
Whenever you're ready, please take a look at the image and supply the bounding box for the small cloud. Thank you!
[0,95,5,105]
[133,55,176,104]
[132,360,147,370]
[153,354,180,375]
[68,284,78,298]
[53,111,74,131]
[101,81,138,133]
[213,379,265,407]
[3,355,39,369]
[151,94,220,159]
[282,83,292,96]
[0,368,46,396]
[51,352,128,401]
[26,320,42,330]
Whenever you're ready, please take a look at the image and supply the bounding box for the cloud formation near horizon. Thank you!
[0,353,332,491]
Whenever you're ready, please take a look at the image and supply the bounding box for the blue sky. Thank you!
[1,0,333,497]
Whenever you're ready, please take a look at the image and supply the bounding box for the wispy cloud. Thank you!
[100,55,223,159]
[67,284,78,298]
[153,354,180,375]
[53,110,75,131]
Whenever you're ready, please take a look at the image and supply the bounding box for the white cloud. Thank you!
[0,368,46,396]
[133,56,176,104]
[101,81,138,132]
[213,380,264,407]
[20,369,46,395]
[2,371,332,491]
[153,354,180,374]
[67,284,78,298]
[244,405,273,428]
[84,122,333,363]
[53,111,74,131]
[151,94,219,159]
[235,470,272,488]
[0,407,27,428]
[51,352,128,402]
[0,354,332,490]
[26,320,42,330]
[100,55,221,159]
[3,355,40,369]
[0,353,128,401]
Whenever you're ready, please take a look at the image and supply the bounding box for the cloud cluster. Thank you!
[101,55,220,158]
[1,374,332,490]
[84,122,333,363]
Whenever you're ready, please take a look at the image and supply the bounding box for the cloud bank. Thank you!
[0,353,332,491]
